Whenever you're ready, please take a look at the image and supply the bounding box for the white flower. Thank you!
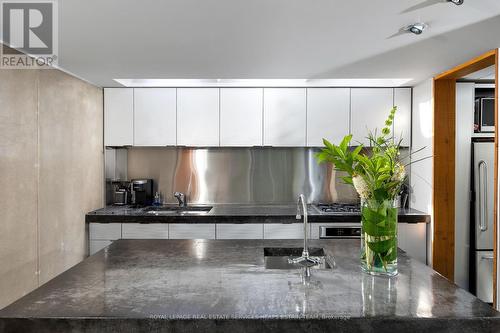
[353,174,370,199]
[392,163,406,183]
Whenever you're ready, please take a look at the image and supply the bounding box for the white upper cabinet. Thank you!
[350,88,394,146]
[306,88,350,146]
[394,88,411,146]
[263,88,306,146]
[177,88,220,146]
[104,88,134,146]
[133,88,177,146]
[220,88,263,146]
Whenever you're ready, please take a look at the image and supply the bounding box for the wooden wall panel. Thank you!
[432,79,456,280]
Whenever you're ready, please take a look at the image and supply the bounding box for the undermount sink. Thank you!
[143,206,212,215]
[263,247,334,270]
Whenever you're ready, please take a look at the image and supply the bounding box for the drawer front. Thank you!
[216,224,263,239]
[122,223,168,239]
[169,224,216,239]
[89,240,113,255]
[89,223,121,240]
[264,224,304,239]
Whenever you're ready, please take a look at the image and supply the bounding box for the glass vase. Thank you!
[360,199,398,276]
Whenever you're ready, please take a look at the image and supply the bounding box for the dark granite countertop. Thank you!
[0,239,498,332]
[86,204,430,224]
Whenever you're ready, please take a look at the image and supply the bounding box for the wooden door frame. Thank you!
[433,49,498,306]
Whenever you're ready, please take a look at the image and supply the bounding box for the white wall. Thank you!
[411,79,434,265]
[455,83,475,290]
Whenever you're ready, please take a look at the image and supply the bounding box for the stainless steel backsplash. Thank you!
[126,147,359,204]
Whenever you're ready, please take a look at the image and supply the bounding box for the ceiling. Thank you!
[55,0,500,87]
[462,65,495,80]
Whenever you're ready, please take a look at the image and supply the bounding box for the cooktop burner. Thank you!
[315,203,361,213]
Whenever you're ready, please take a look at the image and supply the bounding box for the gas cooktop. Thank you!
[314,203,361,214]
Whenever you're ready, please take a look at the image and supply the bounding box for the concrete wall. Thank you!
[411,79,434,266]
[0,69,103,308]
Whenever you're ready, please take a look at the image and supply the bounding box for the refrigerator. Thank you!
[473,141,495,303]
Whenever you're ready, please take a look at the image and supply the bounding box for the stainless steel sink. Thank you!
[263,247,334,270]
[143,206,212,215]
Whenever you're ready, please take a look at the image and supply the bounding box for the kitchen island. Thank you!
[0,239,498,332]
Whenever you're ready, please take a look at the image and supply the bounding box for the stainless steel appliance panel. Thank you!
[474,142,494,250]
[475,251,494,303]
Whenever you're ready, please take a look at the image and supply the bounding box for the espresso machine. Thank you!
[131,179,154,206]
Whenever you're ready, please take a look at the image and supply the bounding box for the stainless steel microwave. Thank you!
[480,97,495,132]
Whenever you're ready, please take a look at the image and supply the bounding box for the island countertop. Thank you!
[0,239,498,332]
[86,204,430,224]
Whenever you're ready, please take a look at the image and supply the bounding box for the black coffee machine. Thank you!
[131,179,153,206]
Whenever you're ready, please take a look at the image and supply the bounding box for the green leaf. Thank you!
[373,188,389,202]
[368,237,396,255]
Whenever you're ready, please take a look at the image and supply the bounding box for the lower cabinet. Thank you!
[264,224,304,239]
[398,223,427,263]
[89,223,122,255]
[216,224,263,239]
[309,222,427,264]
[88,222,427,262]
[169,224,216,239]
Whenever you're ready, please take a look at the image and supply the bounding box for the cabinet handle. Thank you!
[478,161,488,232]
[480,255,494,260]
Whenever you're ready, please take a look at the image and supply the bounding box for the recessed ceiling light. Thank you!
[404,23,428,35]
[448,0,464,5]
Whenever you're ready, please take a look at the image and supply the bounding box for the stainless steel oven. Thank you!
[319,225,361,239]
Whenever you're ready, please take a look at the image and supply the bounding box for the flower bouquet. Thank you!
[316,107,408,276]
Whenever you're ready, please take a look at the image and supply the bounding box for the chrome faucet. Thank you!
[174,192,187,207]
[289,194,322,271]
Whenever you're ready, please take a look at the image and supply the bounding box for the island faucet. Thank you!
[174,192,187,207]
[289,194,322,271]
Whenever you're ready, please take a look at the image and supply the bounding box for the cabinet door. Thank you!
[104,88,134,146]
[398,223,426,263]
[350,88,393,145]
[263,88,306,146]
[90,240,113,255]
[220,88,263,146]
[307,88,350,146]
[122,223,168,239]
[264,224,304,239]
[216,224,263,239]
[134,88,176,146]
[394,88,411,146]
[169,224,216,239]
[89,223,122,240]
[177,88,219,146]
